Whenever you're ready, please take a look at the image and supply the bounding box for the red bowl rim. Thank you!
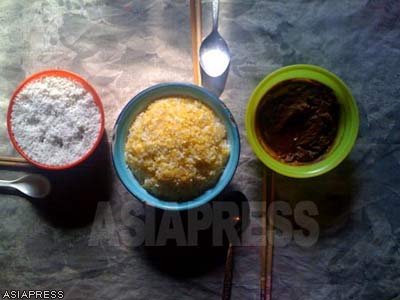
[6,69,105,170]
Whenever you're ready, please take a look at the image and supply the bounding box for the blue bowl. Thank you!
[112,83,240,211]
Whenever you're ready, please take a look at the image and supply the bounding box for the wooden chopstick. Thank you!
[0,160,32,168]
[260,169,268,300]
[266,171,275,300]
[260,168,275,300]
[190,0,202,86]
[0,155,31,168]
[0,155,27,163]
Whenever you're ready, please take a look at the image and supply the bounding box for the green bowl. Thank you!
[245,64,359,178]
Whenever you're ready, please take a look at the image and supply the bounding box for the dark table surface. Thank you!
[0,0,399,299]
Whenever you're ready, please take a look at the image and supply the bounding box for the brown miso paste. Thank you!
[255,79,340,163]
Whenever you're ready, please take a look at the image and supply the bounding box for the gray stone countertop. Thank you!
[0,1,399,299]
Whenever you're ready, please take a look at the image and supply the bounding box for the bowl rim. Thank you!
[7,69,105,170]
[245,64,359,178]
[112,82,241,211]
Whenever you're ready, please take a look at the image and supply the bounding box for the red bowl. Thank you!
[7,69,105,170]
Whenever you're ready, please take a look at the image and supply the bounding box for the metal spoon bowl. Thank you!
[200,0,231,96]
[0,174,51,199]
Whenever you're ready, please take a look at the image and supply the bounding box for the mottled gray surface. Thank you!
[0,0,400,299]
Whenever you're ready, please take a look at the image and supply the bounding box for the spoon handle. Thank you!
[212,0,219,31]
[0,179,15,193]
[0,179,12,188]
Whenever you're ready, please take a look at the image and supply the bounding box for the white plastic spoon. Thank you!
[0,174,51,199]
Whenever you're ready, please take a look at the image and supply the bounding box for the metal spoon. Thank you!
[200,0,231,96]
[0,174,51,199]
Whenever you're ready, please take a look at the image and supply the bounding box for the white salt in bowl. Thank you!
[7,70,105,170]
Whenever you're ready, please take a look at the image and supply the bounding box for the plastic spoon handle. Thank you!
[0,179,13,188]
[0,175,51,198]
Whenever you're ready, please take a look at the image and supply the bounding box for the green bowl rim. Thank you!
[245,64,359,178]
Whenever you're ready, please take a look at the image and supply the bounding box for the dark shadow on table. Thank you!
[274,159,358,238]
[142,189,250,278]
[30,133,112,228]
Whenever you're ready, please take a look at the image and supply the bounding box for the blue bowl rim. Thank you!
[112,82,241,211]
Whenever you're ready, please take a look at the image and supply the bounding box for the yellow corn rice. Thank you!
[125,96,230,201]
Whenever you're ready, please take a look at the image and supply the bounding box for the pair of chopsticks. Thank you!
[222,170,276,300]
[0,155,31,168]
